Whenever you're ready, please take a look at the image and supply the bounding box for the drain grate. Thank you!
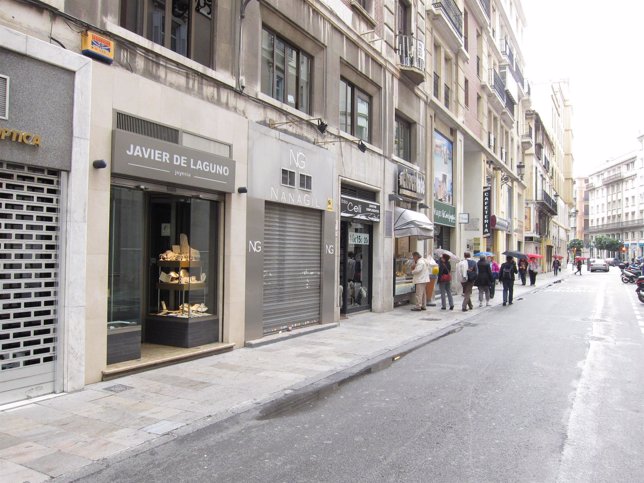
[104,384,133,393]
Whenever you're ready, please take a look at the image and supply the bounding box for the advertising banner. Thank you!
[482,187,491,236]
[433,130,453,205]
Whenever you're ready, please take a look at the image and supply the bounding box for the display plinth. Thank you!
[145,314,218,348]
[107,326,142,364]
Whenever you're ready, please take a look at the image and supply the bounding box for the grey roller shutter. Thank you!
[0,162,59,404]
[263,203,321,334]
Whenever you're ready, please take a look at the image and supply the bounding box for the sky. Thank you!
[522,0,644,177]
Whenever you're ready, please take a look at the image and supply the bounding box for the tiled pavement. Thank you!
[0,270,572,482]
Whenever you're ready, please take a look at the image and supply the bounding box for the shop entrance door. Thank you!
[340,221,372,314]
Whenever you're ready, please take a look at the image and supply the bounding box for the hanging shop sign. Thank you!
[112,129,236,192]
[0,128,41,146]
[340,195,380,222]
[491,215,510,232]
[433,200,456,227]
[482,187,491,236]
[397,165,426,199]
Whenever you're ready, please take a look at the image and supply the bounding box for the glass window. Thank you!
[395,116,412,162]
[108,187,145,328]
[299,173,312,191]
[282,169,296,187]
[121,0,216,67]
[261,27,312,114]
[339,78,371,142]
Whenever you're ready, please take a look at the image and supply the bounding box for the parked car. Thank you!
[589,258,610,272]
[606,258,621,267]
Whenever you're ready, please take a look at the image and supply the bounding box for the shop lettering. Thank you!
[289,150,306,169]
[248,241,262,253]
[125,143,230,176]
[0,128,41,146]
[270,186,321,208]
[325,244,335,255]
[346,201,362,214]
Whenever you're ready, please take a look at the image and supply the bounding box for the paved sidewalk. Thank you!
[0,270,571,482]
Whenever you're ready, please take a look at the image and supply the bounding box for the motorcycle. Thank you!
[622,267,642,283]
[636,275,644,303]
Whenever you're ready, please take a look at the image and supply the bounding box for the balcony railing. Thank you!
[502,39,515,67]
[433,73,440,98]
[587,218,644,233]
[432,0,463,37]
[444,84,450,109]
[491,69,506,102]
[504,95,515,117]
[514,63,525,90]
[602,172,624,184]
[397,34,426,71]
[478,0,490,17]
[535,142,543,160]
[536,190,558,215]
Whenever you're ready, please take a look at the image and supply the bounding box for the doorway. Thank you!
[340,221,373,314]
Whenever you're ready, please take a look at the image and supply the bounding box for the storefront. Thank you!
[245,123,336,340]
[393,165,432,305]
[339,186,380,314]
[107,127,236,364]
[0,27,91,404]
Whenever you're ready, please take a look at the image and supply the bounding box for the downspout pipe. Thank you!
[236,0,256,92]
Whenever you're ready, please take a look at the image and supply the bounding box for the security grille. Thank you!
[0,75,8,120]
[116,112,179,143]
[0,161,59,404]
[263,203,321,334]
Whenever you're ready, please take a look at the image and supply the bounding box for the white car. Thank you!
[589,258,609,272]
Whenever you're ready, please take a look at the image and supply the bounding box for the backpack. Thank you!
[466,259,478,282]
[502,263,512,280]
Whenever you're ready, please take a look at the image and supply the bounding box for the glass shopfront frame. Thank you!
[340,221,373,314]
[107,179,224,364]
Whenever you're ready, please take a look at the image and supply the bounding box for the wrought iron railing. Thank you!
[535,142,543,160]
[502,39,515,67]
[514,63,525,90]
[537,190,558,214]
[478,0,490,17]
[397,34,426,71]
[505,95,515,117]
[491,69,506,102]
[433,0,463,37]
[587,218,644,232]
[601,172,624,184]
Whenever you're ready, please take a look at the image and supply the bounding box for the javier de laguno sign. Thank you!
[112,130,236,192]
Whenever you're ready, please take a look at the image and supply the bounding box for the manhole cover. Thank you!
[104,384,133,393]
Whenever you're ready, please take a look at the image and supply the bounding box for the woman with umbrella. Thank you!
[528,254,541,285]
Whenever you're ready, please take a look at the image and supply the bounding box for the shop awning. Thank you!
[394,207,434,239]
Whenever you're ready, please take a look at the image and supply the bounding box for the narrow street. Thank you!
[76,271,644,483]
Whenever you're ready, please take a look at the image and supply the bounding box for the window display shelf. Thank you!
[157,281,206,291]
[157,260,201,268]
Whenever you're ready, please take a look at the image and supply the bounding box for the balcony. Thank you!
[521,126,533,150]
[501,39,515,68]
[478,0,490,17]
[397,34,426,85]
[502,92,515,124]
[429,0,463,50]
[536,190,558,216]
[602,171,624,185]
[514,63,525,94]
[587,218,644,233]
[487,69,506,111]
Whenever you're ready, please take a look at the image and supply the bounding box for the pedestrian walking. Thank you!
[499,255,518,306]
[489,256,500,299]
[437,254,454,310]
[575,258,582,275]
[475,255,493,307]
[528,257,539,286]
[518,257,528,285]
[552,258,561,276]
[457,252,478,312]
[410,252,429,311]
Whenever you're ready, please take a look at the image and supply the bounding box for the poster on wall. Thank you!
[525,206,532,232]
[433,130,453,205]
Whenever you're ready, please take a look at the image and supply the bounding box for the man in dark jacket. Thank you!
[499,255,518,306]
[475,255,493,307]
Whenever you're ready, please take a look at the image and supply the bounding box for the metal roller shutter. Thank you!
[263,203,321,334]
[0,162,59,404]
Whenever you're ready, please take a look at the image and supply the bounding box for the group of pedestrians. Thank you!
[411,251,522,312]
